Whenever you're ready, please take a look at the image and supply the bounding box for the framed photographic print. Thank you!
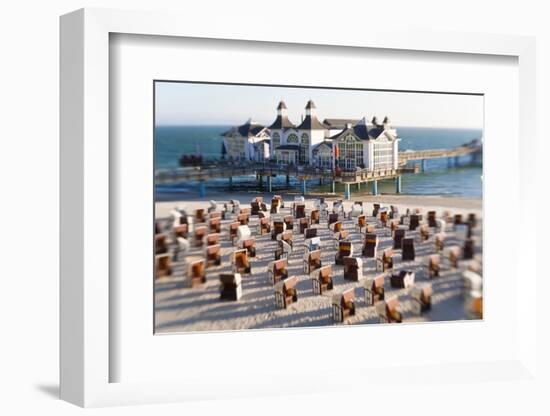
[152,80,484,334]
[60,8,538,408]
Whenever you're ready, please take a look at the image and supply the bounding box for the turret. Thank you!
[305,100,316,117]
[297,100,325,130]
[269,101,296,130]
[277,100,288,116]
[357,116,369,126]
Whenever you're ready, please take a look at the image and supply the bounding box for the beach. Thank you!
[156,192,482,217]
[155,193,482,334]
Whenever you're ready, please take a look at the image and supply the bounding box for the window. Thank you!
[321,156,331,168]
[317,151,332,169]
[287,134,298,144]
[313,147,332,169]
[299,133,309,164]
[272,132,280,149]
[337,135,363,170]
[373,140,394,170]
[278,150,297,165]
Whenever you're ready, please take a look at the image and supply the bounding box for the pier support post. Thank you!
[301,179,307,196]
[421,159,427,172]
[344,183,351,200]
[319,178,323,186]
[454,156,459,166]
[357,182,361,191]
[198,181,206,198]
[259,175,263,190]
[447,157,453,169]
[286,175,290,185]
[229,176,233,190]
[372,180,379,196]
[331,181,336,194]
[268,176,272,193]
[395,176,402,194]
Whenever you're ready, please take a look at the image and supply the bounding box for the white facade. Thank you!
[312,142,333,168]
[253,140,270,161]
[222,103,399,170]
[331,118,399,171]
[222,119,270,161]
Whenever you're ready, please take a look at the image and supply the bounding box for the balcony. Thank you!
[334,167,398,183]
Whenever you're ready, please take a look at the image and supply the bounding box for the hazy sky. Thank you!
[155,82,483,129]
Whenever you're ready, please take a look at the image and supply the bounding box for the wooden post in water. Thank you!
[372,180,378,196]
[344,183,351,200]
[395,176,402,194]
[301,179,307,196]
[331,181,336,194]
[268,176,272,193]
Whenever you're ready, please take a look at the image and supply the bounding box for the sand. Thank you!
[156,190,482,216]
[154,194,482,334]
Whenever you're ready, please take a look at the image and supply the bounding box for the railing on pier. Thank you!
[335,168,400,183]
[155,142,482,184]
[155,161,336,184]
[398,143,481,163]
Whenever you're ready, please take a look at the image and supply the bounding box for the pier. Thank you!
[398,141,482,164]
[156,141,481,199]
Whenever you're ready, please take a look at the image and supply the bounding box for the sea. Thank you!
[155,125,482,199]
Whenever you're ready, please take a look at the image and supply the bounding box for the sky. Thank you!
[155,81,484,130]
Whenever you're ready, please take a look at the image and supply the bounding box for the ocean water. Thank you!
[155,125,482,198]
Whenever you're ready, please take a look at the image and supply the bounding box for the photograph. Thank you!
[153,81,484,333]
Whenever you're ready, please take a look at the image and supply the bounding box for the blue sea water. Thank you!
[154,125,482,198]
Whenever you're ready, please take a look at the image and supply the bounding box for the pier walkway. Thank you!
[398,141,482,164]
[155,141,481,199]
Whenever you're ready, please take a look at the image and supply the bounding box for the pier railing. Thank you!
[398,143,481,163]
[335,168,400,183]
[155,161,336,184]
[156,142,481,185]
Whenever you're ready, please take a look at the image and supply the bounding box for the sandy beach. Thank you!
[155,193,482,333]
[156,190,482,217]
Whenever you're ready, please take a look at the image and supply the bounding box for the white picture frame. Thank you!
[60,8,538,408]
